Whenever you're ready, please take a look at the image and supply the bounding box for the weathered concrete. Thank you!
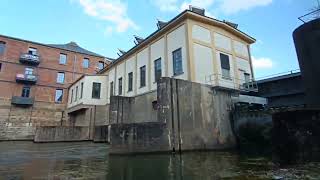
[93,125,109,143]
[109,122,170,154]
[109,78,237,154]
[34,126,90,142]
[273,109,320,164]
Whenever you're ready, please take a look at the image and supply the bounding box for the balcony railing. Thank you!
[19,53,40,65]
[205,73,258,92]
[16,74,37,84]
[11,96,34,106]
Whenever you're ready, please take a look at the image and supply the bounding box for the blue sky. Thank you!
[0,0,315,78]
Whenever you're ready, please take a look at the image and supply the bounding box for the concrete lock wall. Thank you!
[109,77,237,154]
[34,126,90,142]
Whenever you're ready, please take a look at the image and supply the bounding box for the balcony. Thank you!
[16,74,37,85]
[19,53,40,65]
[11,96,34,106]
[240,81,258,92]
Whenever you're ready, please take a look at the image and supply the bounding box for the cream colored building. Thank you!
[68,7,256,108]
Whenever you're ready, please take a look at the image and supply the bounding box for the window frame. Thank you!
[80,82,84,99]
[56,72,65,84]
[140,65,146,88]
[92,82,101,99]
[172,48,183,76]
[110,81,114,97]
[0,41,6,55]
[75,86,78,102]
[128,72,133,92]
[25,67,34,75]
[118,77,123,95]
[0,63,2,72]
[83,58,90,68]
[59,53,67,65]
[28,47,37,56]
[21,86,31,98]
[154,58,162,82]
[98,61,104,70]
[71,89,74,103]
[219,53,231,79]
[55,89,63,103]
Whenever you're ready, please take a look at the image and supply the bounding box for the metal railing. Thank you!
[20,53,40,65]
[205,73,258,92]
[298,9,320,23]
[16,73,38,83]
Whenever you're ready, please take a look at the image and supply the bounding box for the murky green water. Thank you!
[0,142,319,180]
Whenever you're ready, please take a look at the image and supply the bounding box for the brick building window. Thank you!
[0,41,5,55]
[57,72,65,84]
[154,58,162,82]
[83,58,89,68]
[25,67,34,75]
[118,77,122,95]
[55,89,63,103]
[80,82,84,99]
[75,86,78,102]
[110,82,114,96]
[71,89,74,103]
[98,61,104,70]
[140,65,146,87]
[128,72,133,92]
[92,82,101,99]
[173,48,183,76]
[0,63,2,72]
[220,53,231,79]
[28,47,37,56]
[21,87,30,98]
[59,54,67,64]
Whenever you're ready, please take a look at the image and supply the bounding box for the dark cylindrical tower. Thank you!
[293,18,320,109]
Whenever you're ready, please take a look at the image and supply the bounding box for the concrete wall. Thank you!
[34,126,90,142]
[109,78,237,154]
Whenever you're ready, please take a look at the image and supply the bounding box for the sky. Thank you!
[0,0,316,78]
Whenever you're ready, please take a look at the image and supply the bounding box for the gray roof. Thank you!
[47,42,104,58]
[257,72,301,84]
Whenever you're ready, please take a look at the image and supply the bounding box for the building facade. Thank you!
[0,35,108,140]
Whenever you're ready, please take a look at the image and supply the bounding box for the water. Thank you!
[0,142,319,180]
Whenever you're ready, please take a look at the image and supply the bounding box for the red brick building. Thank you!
[0,34,110,140]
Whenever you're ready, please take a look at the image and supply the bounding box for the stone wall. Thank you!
[0,98,67,140]
[34,126,90,142]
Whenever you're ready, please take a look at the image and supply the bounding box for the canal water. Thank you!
[0,142,319,180]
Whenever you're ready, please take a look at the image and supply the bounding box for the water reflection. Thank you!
[0,142,319,179]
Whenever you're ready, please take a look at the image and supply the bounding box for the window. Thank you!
[71,89,74,103]
[92,82,101,99]
[173,48,183,75]
[98,61,104,70]
[154,58,162,82]
[28,47,37,56]
[21,87,30,98]
[75,86,78,101]
[59,54,67,65]
[140,65,146,87]
[110,82,114,96]
[244,73,250,83]
[25,67,34,75]
[128,72,133,92]
[0,41,5,55]
[118,78,123,95]
[83,58,89,68]
[220,53,231,79]
[57,72,65,83]
[80,82,84,99]
[0,63,2,72]
[55,89,63,103]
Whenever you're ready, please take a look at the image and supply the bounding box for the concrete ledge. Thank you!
[93,125,109,143]
[34,126,90,142]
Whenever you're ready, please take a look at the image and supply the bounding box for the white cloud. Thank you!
[76,0,138,32]
[252,56,274,69]
[219,0,273,14]
[152,0,179,12]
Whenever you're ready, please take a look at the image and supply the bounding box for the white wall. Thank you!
[192,25,211,44]
[214,33,232,52]
[125,56,136,97]
[136,48,149,95]
[193,43,214,84]
[150,38,165,91]
[237,57,252,84]
[167,24,188,80]
[234,41,249,58]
